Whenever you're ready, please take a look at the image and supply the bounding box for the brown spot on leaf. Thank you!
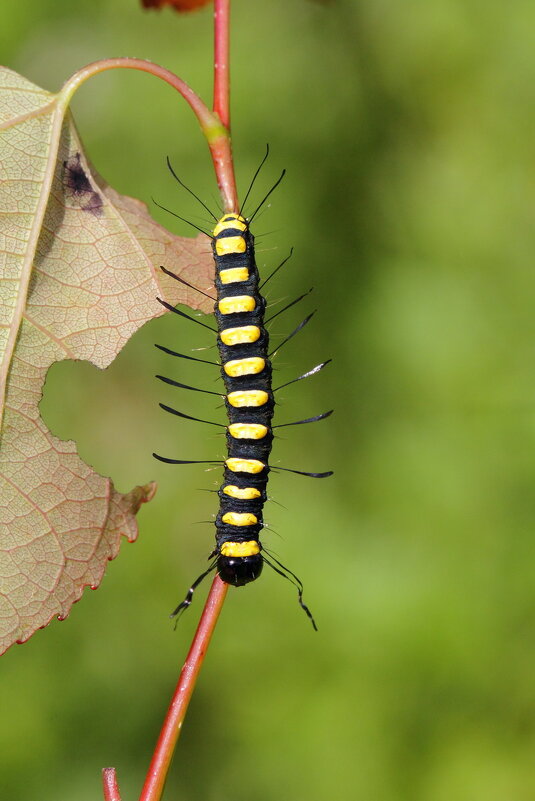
[63,152,103,216]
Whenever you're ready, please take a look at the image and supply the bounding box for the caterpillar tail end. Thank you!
[217,553,264,586]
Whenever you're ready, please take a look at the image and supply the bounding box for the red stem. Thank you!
[102,768,122,801]
[138,576,229,801]
[97,7,237,800]
[62,58,215,136]
[132,10,235,797]
[213,0,231,130]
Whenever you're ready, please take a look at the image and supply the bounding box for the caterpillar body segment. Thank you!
[213,214,274,587]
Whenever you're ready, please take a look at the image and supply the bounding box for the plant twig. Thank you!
[98,6,236,800]
[102,767,122,801]
[213,0,231,129]
[102,578,228,801]
[138,576,229,801]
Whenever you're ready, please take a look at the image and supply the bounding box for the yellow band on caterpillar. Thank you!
[213,215,247,236]
[216,236,246,256]
[219,267,249,284]
[220,540,260,557]
[227,389,269,407]
[218,295,256,315]
[221,512,258,526]
[222,485,262,500]
[224,357,265,377]
[226,457,265,474]
[228,423,268,439]
[220,326,260,346]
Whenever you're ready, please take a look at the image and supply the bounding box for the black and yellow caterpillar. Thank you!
[154,210,332,628]
[212,213,274,586]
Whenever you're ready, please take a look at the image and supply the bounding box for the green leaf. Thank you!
[0,67,214,654]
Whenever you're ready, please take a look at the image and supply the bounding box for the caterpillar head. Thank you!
[217,540,264,586]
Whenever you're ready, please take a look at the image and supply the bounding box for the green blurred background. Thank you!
[2,1,535,799]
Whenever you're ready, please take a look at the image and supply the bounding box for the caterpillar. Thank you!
[153,170,332,629]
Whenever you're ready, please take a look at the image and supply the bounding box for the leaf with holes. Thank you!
[0,66,214,654]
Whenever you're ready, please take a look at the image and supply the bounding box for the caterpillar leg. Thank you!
[170,562,217,620]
